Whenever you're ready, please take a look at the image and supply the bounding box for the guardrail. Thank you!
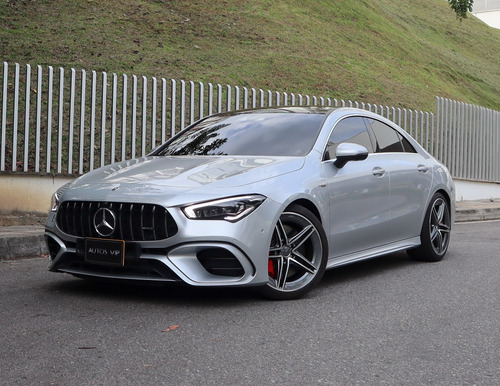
[0,62,499,182]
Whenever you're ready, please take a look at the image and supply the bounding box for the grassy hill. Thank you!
[1,0,499,111]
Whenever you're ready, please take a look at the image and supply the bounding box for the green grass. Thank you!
[1,0,499,111]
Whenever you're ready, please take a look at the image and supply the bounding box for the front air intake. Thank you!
[45,235,61,260]
[197,248,245,277]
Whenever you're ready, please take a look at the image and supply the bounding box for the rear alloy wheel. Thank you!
[408,193,451,262]
[259,205,327,300]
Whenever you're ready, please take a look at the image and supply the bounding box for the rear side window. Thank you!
[400,135,417,153]
[365,118,405,153]
[325,117,374,160]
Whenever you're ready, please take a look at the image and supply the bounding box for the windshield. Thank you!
[157,111,326,157]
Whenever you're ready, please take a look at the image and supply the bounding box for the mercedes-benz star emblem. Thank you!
[93,208,116,237]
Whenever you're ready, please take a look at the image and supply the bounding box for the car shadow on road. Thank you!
[45,251,419,304]
[46,275,259,306]
[319,251,419,287]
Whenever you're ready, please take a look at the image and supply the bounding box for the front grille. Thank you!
[56,201,178,241]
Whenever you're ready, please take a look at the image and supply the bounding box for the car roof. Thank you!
[216,106,398,120]
[216,106,338,116]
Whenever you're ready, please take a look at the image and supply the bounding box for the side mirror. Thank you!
[333,143,369,169]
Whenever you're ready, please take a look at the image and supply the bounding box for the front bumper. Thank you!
[45,199,281,287]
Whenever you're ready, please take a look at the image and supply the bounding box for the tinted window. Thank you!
[325,117,373,160]
[157,111,326,156]
[400,135,417,153]
[365,118,404,152]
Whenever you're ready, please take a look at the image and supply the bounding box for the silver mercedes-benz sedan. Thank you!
[45,107,454,299]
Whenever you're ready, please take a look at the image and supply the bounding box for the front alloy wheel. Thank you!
[408,193,451,262]
[259,205,327,300]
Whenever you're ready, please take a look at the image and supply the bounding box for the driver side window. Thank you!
[325,117,374,160]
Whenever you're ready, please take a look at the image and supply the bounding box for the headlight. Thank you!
[182,195,266,222]
[50,182,73,212]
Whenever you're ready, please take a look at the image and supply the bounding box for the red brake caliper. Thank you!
[268,259,276,279]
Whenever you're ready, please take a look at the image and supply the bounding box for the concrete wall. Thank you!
[1,174,500,215]
[473,0,500,29]
[0,175,74,214]
[454,179,500,201]
[473,10,500,28]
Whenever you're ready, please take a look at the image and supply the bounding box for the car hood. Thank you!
[63,155,305,203]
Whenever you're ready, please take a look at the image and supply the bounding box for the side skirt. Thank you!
[326,237,421,270]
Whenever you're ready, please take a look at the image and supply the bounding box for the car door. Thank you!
[364,118,433,242]
[322,116,393,259]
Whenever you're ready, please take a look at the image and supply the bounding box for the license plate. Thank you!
[85,238,125,266]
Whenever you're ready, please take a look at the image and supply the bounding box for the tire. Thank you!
[259,205,328,300]
[408,193,451,262]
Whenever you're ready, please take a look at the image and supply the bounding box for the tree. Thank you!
[448,0,474,21]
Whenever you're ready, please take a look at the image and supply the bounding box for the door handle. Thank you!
[372,167,385,177]
[417,165,429,173]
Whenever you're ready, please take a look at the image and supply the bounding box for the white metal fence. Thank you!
[473,0,500,12]
[436,96,500,182]
[0,62,499,182]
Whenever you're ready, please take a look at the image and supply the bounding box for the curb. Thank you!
[0,233,47,261]
[455,207,500,222]
[454,199,500,223]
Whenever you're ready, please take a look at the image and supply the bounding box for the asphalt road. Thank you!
[1,221,499,385]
